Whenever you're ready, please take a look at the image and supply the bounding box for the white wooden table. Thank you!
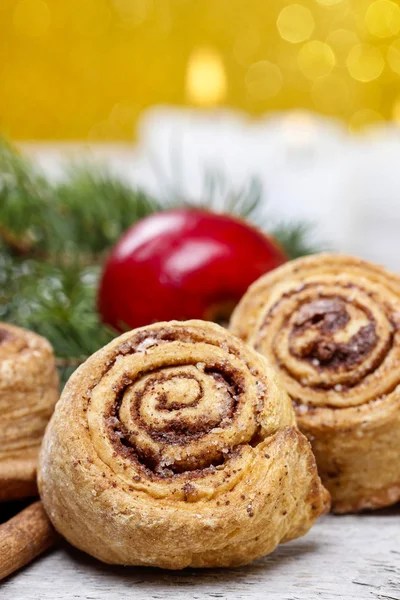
[2,507,399,600]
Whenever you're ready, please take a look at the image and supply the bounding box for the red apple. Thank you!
[98,209,287,330]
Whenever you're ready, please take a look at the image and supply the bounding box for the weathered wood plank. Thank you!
[2,508,399,600]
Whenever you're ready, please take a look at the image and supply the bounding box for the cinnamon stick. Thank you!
[0,501,57,580]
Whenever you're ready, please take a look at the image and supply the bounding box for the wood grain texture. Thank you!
[2,507,399,600]
[0,501,57,581]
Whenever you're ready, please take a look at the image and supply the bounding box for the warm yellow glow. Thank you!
[185,47,227,107]
[388,39,400,74]
[277,4,314,44]
[298,41,335,80]
[245,61,282,100]
[365,0,400,38]
[392,96,400,122]
[316,0,343,5]
[349,109,385,131]
[1,0,400,139]
[346,44,384,82]
[72,0,111,37]
[13,0,51,37]
[233,28,261,66]
[311,74,351,114]
[114,0,151,28]
[326,29,359,66]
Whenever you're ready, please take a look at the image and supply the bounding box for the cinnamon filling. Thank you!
[289,298,379,369]
[83,325,269,481]
[258,287,395,391]
[0,328,12,344]
[99,331,248,479]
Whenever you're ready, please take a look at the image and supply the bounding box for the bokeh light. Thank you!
[388,39,400,75]
[298,41,335,80]
[1,0,400,139]
[346,44,385,82]
[392,95,400,122]
[245,61,283,100]
[185,47,227,107]
[326,29,359,66]
[349,108,385,131]
[365,0,400,38]
[316,0,343,5]
[114,0,152,28]
[277,5,314,44]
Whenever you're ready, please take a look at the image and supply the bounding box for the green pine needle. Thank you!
[0,138,324,387]
[272,221,324,260]
[2,256,115,386]
[54,166,160,257]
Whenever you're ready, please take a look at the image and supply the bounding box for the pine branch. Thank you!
[0,140,322,262]
[2,255,115,386]
[0,141,62,255]
[199,171,264,222]
[0,141,159,262]
[181,171,322,258]
[0,138,325,387]
[272,221,325,260]
[53,166,159,258]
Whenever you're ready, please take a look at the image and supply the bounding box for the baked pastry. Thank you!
[0,323,59,501]
[38,320,329,569]
[230,253,400,513]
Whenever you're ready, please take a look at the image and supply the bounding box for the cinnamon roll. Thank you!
[231,253,400,513]
[0,323,59,501]
[38,320,328,569]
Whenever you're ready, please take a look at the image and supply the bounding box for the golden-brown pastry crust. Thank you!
[38,320,328,569]
[0,323,59,501]
[230,253,400,513]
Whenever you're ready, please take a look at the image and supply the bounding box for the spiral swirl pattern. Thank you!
[231,254,400,512]
[38,320,328,568]
[0,323,58,501]
[88,323,268,500]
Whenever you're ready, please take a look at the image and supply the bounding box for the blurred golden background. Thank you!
[1,0,400,140]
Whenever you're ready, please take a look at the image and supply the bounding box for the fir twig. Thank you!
[2,257,115,386]
[0,138,323,387]
[271,221,324,259]
[54,165,160,258]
